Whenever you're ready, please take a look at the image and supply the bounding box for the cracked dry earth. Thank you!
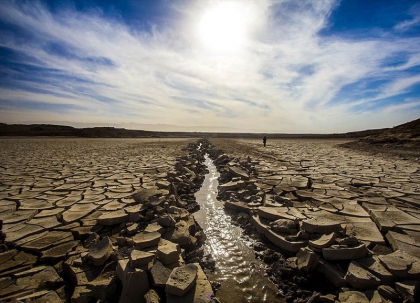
[208,138,420,303]
[1,137,420,303]
[0,137,201,302]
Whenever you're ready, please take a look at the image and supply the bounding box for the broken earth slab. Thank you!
[370,209,420,232]
[162,221,191,246]
[345,261,381,290]
[133,231,162,249]
[0,266,63,301]
[386,230,420,258]
[61,203,98,224]
[322,242,367,261]
[87,236,113,266]
[144,289,161,303]
[356,256,395,285]
[157,239,181,266]
[113,259,150,302]
[344,221,385,244]
[150,261,173,287]
[308,232,337,250]
[258,206,306,223]
[144,222,165,234]
[251,215,307,253]
[224,201,257,214]
[296,247,320,272]
[395,280,419,302]
[316,258,347,288]
[166,263,214,303]
[227,166,249,180]
[166,263,198,297]
[376,285,402,302]
[378,250,420,280]
[132,188,167,204]
[27,215,62,229]
[4,223,44,244]
[40,240,79,262]
[130,249,155,268]
[96,210,128,226]
[265,229,307,253]
[338,291,369,303]
[1,209,37,225]
[269,218,297,234]
[20,231,74,255]
[68,260,117,302]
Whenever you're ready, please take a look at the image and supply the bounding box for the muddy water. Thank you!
[194,155,283,303]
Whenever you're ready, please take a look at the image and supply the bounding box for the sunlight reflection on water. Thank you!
[194,155,283,303]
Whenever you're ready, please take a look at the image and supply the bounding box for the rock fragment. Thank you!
[129,250,155,268]
[87,236,113,266]
[133,231,161,249]
[296,247,319,272]
[356,256,395,285]
[116,259,150,302]
[150,261,172,287]
[377,285,401,302]
[270,219,297,234]
[322,242,367,260]
[158,214,176,227]
[20,231,74,254]
[395,280,419,302]
[316,258,347,288]
[165,263,198,297]
[309,232,337,250]
[345,261,381,289]
[228,166,249,180]
[157,240,181,265]
[378,250,420,280]
[166,263,214,303]
[144,289,161,303]
[338,291,369,303]
[97,210,128,225]
[164,221,191,246]
[40,240,79,262]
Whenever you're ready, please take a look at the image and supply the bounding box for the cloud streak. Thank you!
[0,0,419,132]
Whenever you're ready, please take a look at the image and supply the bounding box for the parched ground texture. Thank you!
[0,138,198,302]
[208,138,420,302]
[1,137,420,302]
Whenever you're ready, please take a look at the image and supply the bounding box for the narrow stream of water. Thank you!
[194,155,282,303]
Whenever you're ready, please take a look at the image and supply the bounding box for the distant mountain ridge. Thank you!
[0,123,158,138]
[14,121,244,133]
[0,122,388,138]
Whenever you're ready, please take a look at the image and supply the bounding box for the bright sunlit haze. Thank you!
[0,0,419,133]
[199,2,250,53]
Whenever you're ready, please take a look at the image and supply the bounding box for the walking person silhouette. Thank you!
[263,136,267,147]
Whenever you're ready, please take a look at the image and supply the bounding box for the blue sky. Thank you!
[0,0,419,133]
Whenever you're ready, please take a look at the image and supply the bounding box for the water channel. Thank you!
[194,155,282,303]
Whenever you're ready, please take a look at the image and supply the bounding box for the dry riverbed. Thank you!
[0,137,214,302]
[0,137,419,303]
[207,138,420,303]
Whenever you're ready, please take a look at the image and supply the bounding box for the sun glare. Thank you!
[199,2,248,53]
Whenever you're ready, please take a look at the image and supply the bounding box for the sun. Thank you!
[199,2,248,53]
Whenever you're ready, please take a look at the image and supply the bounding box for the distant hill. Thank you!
[340,118,420,158]
[0,123,387,139]
[0,123,153,138]
[362,118,420,144]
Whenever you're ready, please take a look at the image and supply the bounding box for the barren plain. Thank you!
[0,137,419,302]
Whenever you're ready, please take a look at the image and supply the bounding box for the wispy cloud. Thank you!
[394,3,420,32]
[0,0,419,132]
